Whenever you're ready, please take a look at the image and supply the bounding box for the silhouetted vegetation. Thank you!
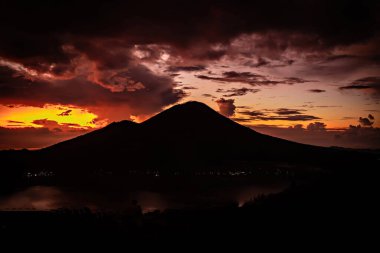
[1,167,378,242]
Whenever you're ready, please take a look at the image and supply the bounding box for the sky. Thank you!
[0,0,379,149]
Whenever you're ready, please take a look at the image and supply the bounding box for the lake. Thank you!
[0,177,289,213]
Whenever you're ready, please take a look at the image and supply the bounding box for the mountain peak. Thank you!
[105,120,137,129]
[141,101,229,128]
[165,101,219,116]
[175,101,212,110]
[160,101,217,115]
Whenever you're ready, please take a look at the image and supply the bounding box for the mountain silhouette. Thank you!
[26,101,371,175]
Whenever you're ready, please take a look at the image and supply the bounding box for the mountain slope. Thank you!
[29,101,371,173]
[44,120,138,152]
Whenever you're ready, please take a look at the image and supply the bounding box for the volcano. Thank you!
[18,101,366,174]
[0,101,368,178]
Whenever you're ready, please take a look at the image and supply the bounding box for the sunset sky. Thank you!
[0,0,379,149]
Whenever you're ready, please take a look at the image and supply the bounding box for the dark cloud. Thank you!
[289,124,304,130]
[202,94,217,98]
[264,115,321,121]
[216,87,260,97]
[314,105,341,108]
[61,123,82,127]
[7,120,24,124]
[340,85,373,90]
[238,107,320,121]
[323,54,358,62]
[359,117,373,126]
[308,89,326,93]
[339,77,380,100]
[196,71,311,86]
[32,119,85,132]
[352,77,380,86]
[0,0,379,149]
[57,110,72,116]
[0,0,378,87]
[236,105,251,109]
[370,54,380,64]
[255,57,270,67]
[223,71,260,79]
[243,57,271,67]
[215,98,236,117]
[359,114,375,126]
[0,0,371,124]
[167,65,206,72]
[307,122,327,131]
[240,111,265,117]
[276,108,304,115]
[319,54,380,71]
[244,58,295,68]
[283,77,311,85]
[231,117,252,123]
[340,76,380,90]
[2,1,378,65]
[0,65,186,120]
[181,86,198,90]
[196,72,268,85]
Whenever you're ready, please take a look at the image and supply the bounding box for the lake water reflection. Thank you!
[0,182,288,213]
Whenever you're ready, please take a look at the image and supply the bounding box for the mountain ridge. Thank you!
[42,101,303,155]
[21,101,372,174]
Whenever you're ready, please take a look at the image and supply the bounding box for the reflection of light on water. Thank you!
[0,183,288,211]
[0,186,65,210]
[143,207,160,213]
[0,187,169,213]
[236,184,288,207]
[134,191,167,213]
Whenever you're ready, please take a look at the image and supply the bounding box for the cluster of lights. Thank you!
[26,171,54,178]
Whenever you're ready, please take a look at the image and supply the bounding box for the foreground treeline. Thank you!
[0,169,378,241]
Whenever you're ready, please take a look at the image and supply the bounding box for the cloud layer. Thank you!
[0,0,379,149]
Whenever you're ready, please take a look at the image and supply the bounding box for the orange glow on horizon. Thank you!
[0,104,107,129]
